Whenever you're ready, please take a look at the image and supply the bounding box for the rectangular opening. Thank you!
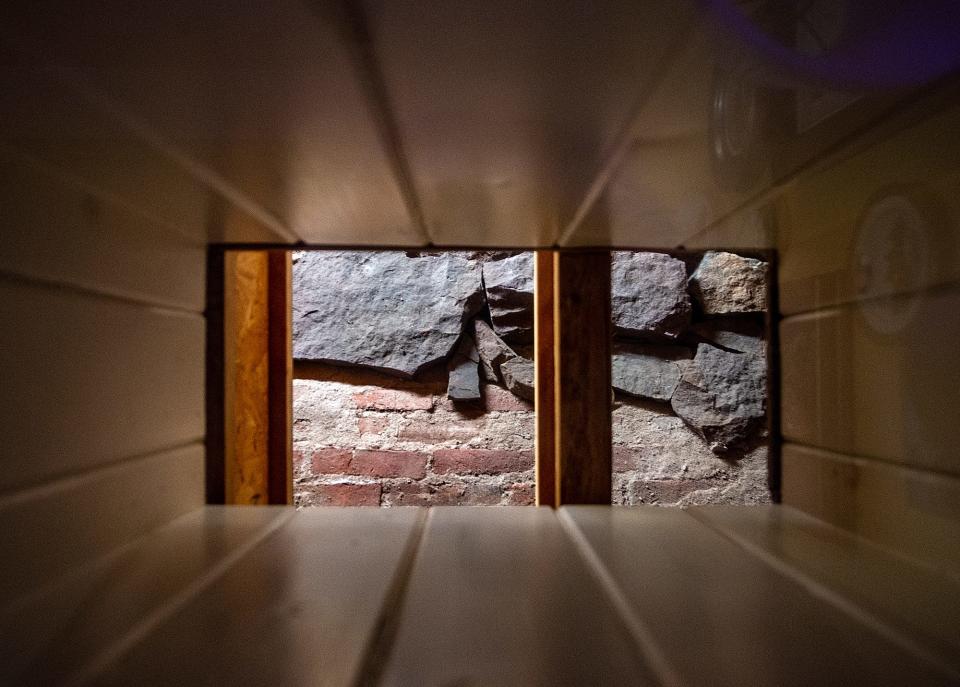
[209,247,776,508]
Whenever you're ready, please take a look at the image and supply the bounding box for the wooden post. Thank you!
[220,249,293,505]
[267,250,293,505]
[534,251,557,507]
[553,251,612,505]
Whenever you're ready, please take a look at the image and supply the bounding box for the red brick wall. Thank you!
[293,363,535,506]
[293,362,769,507]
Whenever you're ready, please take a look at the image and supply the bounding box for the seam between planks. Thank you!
[683,508,960,682]
[351,508,431,687]
[65,508,296,687]
[557,509,684,687]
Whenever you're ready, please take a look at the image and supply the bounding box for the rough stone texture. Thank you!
[611,345,691,402]
[500,357,534,402]
[691,320,767,356]
[473,319,517,383]
[612,251,691,339]
[293,249,771,508]
[670,343,766,454]
[447,336,481,402]
[482,252,534,343]
[689,251,767,314]
[611,398,769,506]
[293,251,484,377]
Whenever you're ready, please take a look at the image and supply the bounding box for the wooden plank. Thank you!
[205,247,226,504]
[561,506,956,686]
[380,507,657,686]
[0,444,203,612]
[0,279,205,493]
[93,508,423,687]
[267,250,293,504]
[224,251,271,505]
[534,250,556,506]
[782,443,960,576]
[3,1,422,245]
[689,505,960,676]
[0,147,205,312]
[553,251,612,504]
[780,285,960,477]
[0,505,288,686]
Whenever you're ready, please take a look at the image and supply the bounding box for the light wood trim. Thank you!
[553,251,613,505]
[534,250,557,507]
[224,251,271,505]
[221,250,293,506]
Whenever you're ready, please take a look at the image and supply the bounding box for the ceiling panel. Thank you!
[362,0,696,246]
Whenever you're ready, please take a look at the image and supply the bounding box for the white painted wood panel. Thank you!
[366,0,696,247]
[0,148,205,311]
[93,508,422,687]
[2,2,421,246]
[0,443,204,610]
[689,504,960,677]
[0,281,205,492]
[0,505,287,686]
[0,51,285,246]
[780,287,960,476]
[562,506,955,686]
[381,507,658,686]
[782,443,960,578]
[775,101,960,316]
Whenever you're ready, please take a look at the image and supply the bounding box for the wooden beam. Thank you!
[224,251,271,505]
[553,251,612,505]
[221,249,294,506]
[205,247,226,504]
[267,250,293,504]
[534,250,557,507]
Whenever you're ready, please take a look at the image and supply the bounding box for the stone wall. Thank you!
[292,250,770,507]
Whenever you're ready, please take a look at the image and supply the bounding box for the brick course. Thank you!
[432,449,533,475]
[350,450,427,479]
[299,481,382,506]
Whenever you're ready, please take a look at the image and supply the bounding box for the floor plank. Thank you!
[561,506,956,687]
[1,506,289,686]
[380,506,659,686]
[90,507,422,687]
[689,504,960,678]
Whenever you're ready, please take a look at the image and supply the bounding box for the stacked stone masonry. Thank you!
[293,250,770,507]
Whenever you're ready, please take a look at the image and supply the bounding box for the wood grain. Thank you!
[553,251,612,504]
[224,251,270,505]
[534,250,557,506]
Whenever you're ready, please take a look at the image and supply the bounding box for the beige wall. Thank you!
[0,62,284,611]
[774,95,960,575]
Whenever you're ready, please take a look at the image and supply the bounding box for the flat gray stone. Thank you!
[501,358,535,402]
[447,336,481,402]
[670,343,766,454]
[689,251,767,314]
[612,345,691,402]
[612,252,691,339]
[691,321,767,356]
[293,251,484,377]
[482,253,534,343]
[473,319,518,383]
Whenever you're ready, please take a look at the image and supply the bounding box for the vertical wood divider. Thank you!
[267,250,293,504]
[534,250,557,506]
[205,246,226,504]
[553,251,613,505]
